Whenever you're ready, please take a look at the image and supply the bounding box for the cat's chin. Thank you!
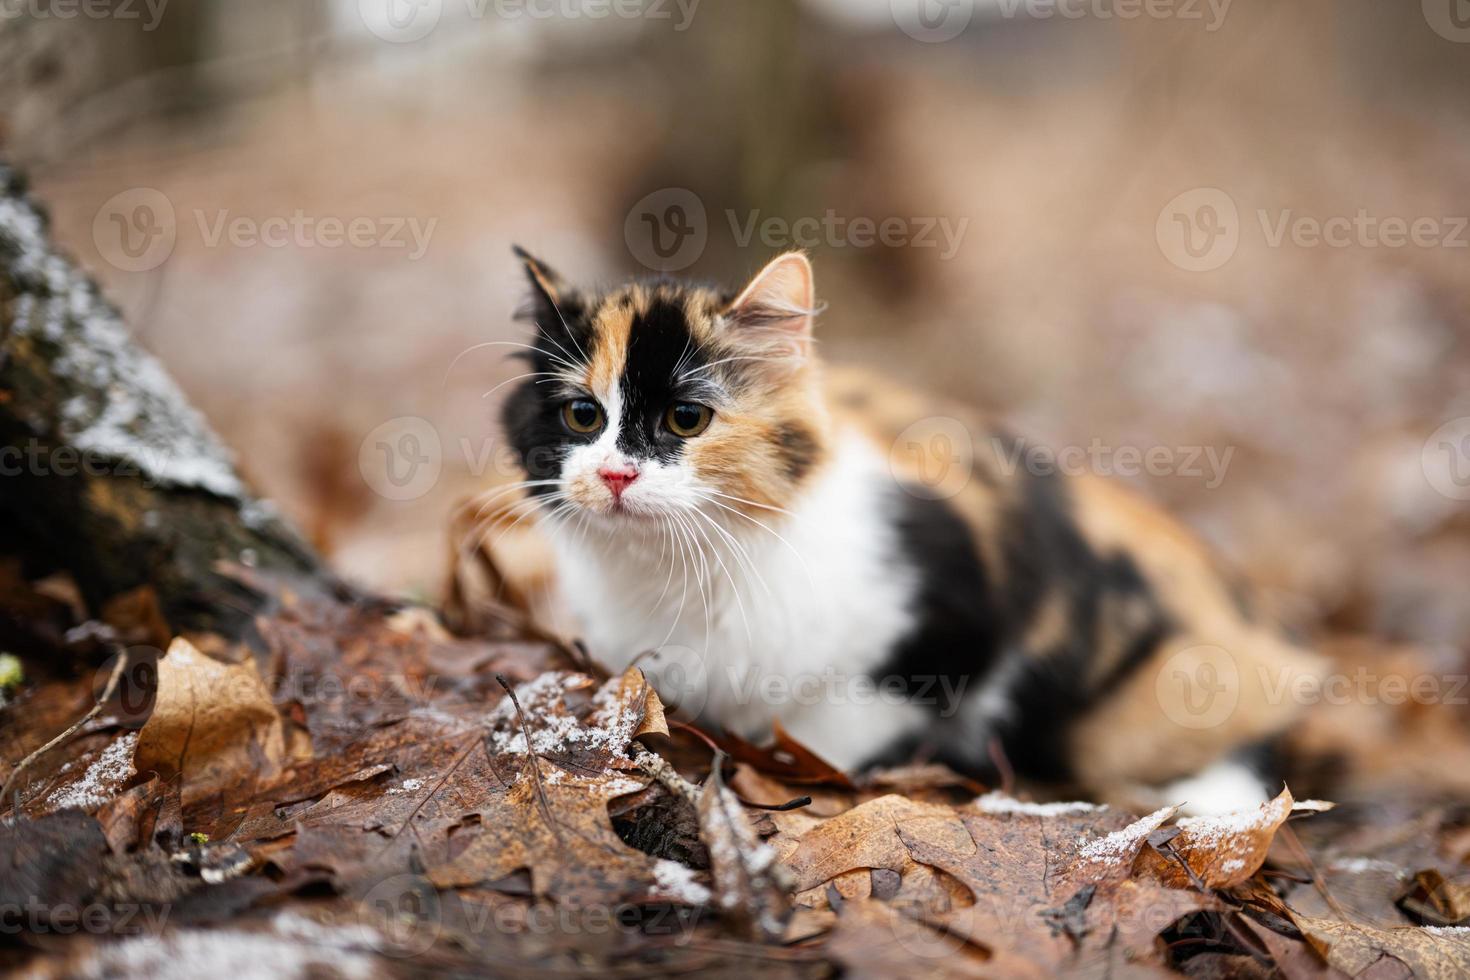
[576,501,665,529]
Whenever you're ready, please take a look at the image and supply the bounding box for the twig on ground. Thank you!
[1,647,129,816]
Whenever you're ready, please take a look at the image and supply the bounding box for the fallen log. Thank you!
[0,163,328,636]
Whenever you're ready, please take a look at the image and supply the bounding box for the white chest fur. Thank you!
[546,431,927,767]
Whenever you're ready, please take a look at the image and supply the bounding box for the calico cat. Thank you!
[497,248,1323,813]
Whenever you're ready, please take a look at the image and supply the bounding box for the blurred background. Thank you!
[3,0,1469,662]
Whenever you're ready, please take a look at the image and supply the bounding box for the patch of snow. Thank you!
[1176,792,1290,848]
[0,174,245,499]
[975,792,1102,817]
[46,733,137,812]
[1329,857,1403,876]
[654,859,712,906]
[387,778,424,795]
[1076,805,1176,864]
[485,671,644,758]
[67,917,382,980]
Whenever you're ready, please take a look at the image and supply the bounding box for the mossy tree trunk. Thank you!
[0,164,329,637]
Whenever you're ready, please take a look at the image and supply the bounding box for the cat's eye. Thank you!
[665,402,713,438]
[562,399,604,434]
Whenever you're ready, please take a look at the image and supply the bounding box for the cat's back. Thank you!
[821,363,1322,789]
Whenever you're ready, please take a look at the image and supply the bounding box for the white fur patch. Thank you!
[545,430,927,769]
[1164,760,1269,817]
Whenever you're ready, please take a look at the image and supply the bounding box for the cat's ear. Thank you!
[513,245,565,312]
[723,251,818,355]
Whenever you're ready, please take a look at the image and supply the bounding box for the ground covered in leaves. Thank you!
[2,568,1469,978]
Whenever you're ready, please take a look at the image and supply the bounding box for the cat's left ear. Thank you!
[723,251,818,355]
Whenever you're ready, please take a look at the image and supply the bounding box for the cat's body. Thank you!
[497,250,1322,812]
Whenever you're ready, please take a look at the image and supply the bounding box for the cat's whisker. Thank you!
[541,292,592,368]
[449,340,584,377]
[691,491,814,585]
[689,504,772,600]
[680,353,789,380]
[464,480,564,521]
[696,488,803,521]
[480,371,562,401]
[682,504,753,648]
[670,511,713,654]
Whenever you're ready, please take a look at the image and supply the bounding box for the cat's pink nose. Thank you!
[599,465,639,500]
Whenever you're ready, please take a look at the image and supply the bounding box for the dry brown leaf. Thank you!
[132,637,286,831]
[1400,869,1470,927]
[698,758,790,941]
[1136,788,1294,890]
[427,669,691,908]
[1293,914,1470,978]
[785,794,974,894]
[895,802,1212,974]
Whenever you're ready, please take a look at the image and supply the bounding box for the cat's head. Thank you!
[500,249,828,526]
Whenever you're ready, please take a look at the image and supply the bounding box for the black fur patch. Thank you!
[774,422,820,484]
[616,295,707,463]
[872,452,1175,783]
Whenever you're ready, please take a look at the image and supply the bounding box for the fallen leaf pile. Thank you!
[2,572,1469,977]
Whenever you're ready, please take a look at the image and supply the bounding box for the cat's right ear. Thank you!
[513,245,565,313]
